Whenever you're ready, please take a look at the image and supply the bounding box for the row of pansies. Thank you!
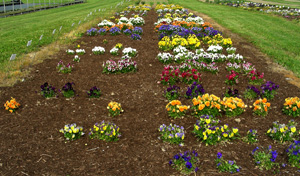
[169,141,300,174]
[64,43,138,74]
[59,102,123,141]
[213,0,300,21]
[153,4,300,175]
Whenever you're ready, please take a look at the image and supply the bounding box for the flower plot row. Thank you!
[214,1,300,21]
[154,4,300,174]
[63,44,138,74]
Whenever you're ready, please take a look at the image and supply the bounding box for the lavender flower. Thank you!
[87,28,98,36]
[109,27,121,35]
[98,28,107,35]
[130,33,141,40]
[132,27,143,35]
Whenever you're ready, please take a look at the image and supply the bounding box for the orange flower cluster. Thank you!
[4,97,20,113]
[166,100,189,119]
[222,97,245,117]
[283,97,300,117]
[173,21,203,29]
[193,94,222,110]
[108,101,122,112]
[222,97,245,110]
[110,24,134,31]
[253,98,270,116]
[284,97,300,111]
[192,94,222,117]
[201,22,212,29]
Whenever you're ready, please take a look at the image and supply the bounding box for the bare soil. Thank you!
[0,9,300,175]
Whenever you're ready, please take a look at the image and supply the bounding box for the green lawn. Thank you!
[168,0,300,76]
[0,0,130,72]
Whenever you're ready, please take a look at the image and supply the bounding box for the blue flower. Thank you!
[228,160,234,165]
[217,152,222,159]
[174,155,180,160]
[186,161,192,169]
[252,147,259,155]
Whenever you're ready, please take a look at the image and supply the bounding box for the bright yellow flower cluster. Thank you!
[206,34,232,48]
[126,4,151,11]
[253,98,271,116]
[159,35,201,51]
[155,4,184,11]
[158,36,173,51]
[4,97,20,113]
[187,35,201,50]
[171,35,188,47]
[115,43,123,49]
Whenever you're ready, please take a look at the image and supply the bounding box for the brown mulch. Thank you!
[0,9,300,175]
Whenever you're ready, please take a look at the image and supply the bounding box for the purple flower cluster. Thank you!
[244,86,260,99]
[169,151,199,174]
[165,85,180,101]
[60,82,75,98]
[87,28,98,36]
[109,27,121,35]
[132,27,143,35]
[185,82,205,99]
[204,27,222,37]
[286,141,300,167]
[157,25,222,40]
[98,28,107,35]
[123,29,132,36]
[62,82,74,92]
[261,81,279,99]
[224,87,239,98]
[87,86,101,98]
[130,33,141,40]
[40,82,57,98]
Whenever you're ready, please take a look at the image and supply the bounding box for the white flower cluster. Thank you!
[185,16,204,25]
[174,52,194,62]
[227,54,244,63]
[66,49,75,54]
[118,17,129,23]
[122,47,137,57]
[73,55,80,62]
[226,47,236,54]
[173,45,188,54]
[110,47,119,55]
[92,46,105,55]
[129,16,145,26]
[154,18,172,25]
[157,52,173,63]
[98,19,115,27]
[207,45,223,53]
[76,49,85,55]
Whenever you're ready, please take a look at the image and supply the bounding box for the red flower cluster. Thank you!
[160,67,201,85]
